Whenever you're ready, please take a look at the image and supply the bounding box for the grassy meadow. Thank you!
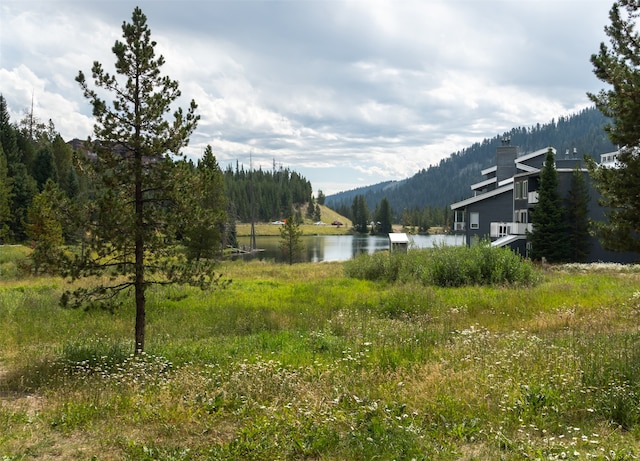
[1,245,640,460]
[234,204,354,237]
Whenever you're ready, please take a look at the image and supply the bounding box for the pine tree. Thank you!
[351,195,369,233]
[587,0,640,253]
[0,95,20,169]
[313,203,321,222]
[7,163,38,242]
[32,146,57,190]
[279,216,303,265]
[0,146,11,242]
[66,7,218,354]
[25,179,65,275]
[375,198,393,234]
[529,148,569,263]
[566,167,591,262]
[181,145,228,261]
[51,135,74,196]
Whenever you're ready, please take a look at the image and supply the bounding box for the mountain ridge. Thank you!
[325,106,615,220]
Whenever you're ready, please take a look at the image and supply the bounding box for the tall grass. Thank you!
[344,242,540,287]
[1,249,640,459]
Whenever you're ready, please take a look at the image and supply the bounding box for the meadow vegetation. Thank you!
[1,245,640,459]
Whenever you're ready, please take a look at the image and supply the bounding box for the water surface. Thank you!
[234,234,463,263]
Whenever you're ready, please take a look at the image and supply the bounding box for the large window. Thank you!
[470,212,479,229]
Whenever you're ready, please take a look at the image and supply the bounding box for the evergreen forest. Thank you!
[0,94,316,246]
[223,163,313,223]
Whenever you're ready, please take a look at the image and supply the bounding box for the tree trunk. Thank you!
[134,197,145,353]
[134,246,145,354]
[133,70,145,355]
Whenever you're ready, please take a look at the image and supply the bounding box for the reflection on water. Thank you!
[234,234,463,263]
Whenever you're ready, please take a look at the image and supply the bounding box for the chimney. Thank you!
[496,137,517,183]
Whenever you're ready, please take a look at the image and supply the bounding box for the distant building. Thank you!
[67,138,158,164]
[388,233,409,253]
[450,140,637,263]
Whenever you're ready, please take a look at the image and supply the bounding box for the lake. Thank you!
[234,234,463,263]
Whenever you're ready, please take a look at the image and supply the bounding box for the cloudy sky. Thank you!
[1,0,615,195]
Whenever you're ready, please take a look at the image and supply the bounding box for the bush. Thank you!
[343,250,402,283]
[344,242,540,287]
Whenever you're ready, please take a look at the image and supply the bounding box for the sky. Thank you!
[1,0,616,195]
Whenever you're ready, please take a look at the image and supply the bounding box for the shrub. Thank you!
[344,243,540,287]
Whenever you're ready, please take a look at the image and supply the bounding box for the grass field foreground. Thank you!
[1,247,640,459]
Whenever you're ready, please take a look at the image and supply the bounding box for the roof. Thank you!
[491,234,526,247]
[450,183,513,210]
[471,177,496,191]
[388,233,409,244]
[516,146,553,164]
[481,165,497,176]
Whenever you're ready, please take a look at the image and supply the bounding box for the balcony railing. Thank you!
[454,222,466,231]
[490,222,532,238]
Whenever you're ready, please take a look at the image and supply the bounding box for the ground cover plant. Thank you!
[1,247,640,459]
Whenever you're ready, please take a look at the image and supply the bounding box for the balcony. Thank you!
[490,222,532,238]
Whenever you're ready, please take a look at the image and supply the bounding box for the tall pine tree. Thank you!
[566,167,591,262]
[181,145,228,262]
[66,7,220,354]
[529,148,569,263]
[374,198,393,234]
[351,194,369,233]
[588,0,640,253]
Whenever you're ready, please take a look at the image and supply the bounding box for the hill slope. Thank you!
[326,107,615,219]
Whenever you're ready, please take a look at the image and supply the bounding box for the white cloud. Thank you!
[0,0,616,195]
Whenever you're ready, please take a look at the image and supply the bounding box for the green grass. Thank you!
[235,204,353,236]
[0,245,31,278]
[1,247,640,459]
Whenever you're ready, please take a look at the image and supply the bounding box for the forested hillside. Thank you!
[0,94,314,245]
[326,107,615,221]
[223,164,313,223]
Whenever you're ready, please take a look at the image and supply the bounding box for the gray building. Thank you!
[450,140,637,263]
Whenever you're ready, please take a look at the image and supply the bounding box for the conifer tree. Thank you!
[351,195,369,233]
[374,198,393,234]
[25,179,65,275]
[0,147,11,242]
[566,167,591,262]
[66,7,219,354]
[51,135,74,196]
[588,0,640,253]
[7,163,38,242]
[181,145,227,261]
[279,216,303,265]
[529,148,569,263]
[32,146,57,190]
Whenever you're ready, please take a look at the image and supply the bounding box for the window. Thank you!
[470,212,479,229]
[515,180,528,200]
[515,209,528,223]
[454,210,466,231]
